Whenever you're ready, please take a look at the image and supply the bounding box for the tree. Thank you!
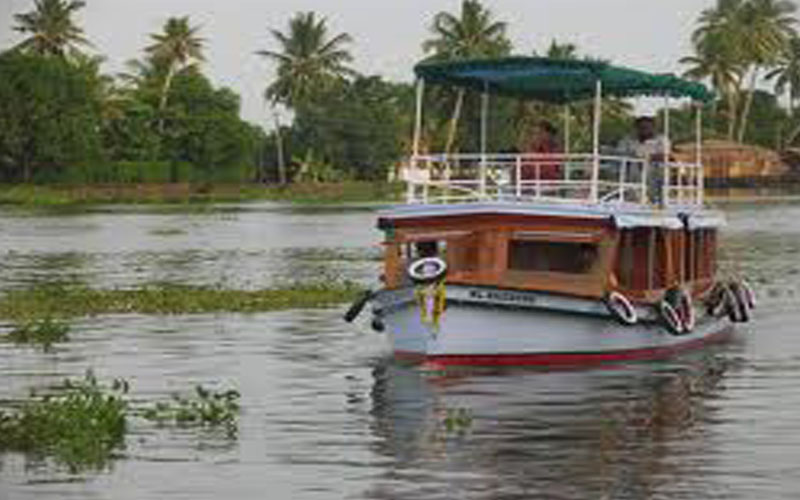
[737,0,797,141]
[256,11,356,108]
[0,52,103,182]
[681,31,744,139]
[544,40,578,60]
[767,37,800,115]
[685,0,797,142]
[146,16,205,131]
[12,0,90,58]
[256,11,355,183]
[292,76,413,180]
[423,0,511,155]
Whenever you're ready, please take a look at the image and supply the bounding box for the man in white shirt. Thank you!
[616,116,670,204]
[617,116,670,160]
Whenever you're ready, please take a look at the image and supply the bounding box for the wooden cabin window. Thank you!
[507,240,597,274]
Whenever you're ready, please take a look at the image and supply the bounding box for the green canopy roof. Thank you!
[414,56,713,103]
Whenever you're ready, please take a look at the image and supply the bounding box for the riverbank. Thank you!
[0,282,363,320]
[0,182,404,207]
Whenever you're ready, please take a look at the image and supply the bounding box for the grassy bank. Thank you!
[0,182,403,207]
[0,282,363,320]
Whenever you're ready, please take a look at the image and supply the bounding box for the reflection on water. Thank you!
[0,202,800,499]
[366,355,734,500]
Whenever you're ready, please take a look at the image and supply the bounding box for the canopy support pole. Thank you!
[663,97,670,157]
[410,78,425,203]
[696,104,704,205]
[664,97,671,205]
[563,105,571,182]
[590,79,602,203]
[480,83,489,199]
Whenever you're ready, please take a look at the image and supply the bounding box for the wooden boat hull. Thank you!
[373,285,733,368]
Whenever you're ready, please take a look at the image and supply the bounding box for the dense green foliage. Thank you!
[4,0,800,189]
[0,52,103,182]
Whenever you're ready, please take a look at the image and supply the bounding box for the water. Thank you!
[1,201,800,499]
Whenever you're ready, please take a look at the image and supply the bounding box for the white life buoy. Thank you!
[604,291,638,325]
[408,257,447,284]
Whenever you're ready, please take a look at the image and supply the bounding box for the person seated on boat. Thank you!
[521,120,562,182]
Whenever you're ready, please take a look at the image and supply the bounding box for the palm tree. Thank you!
[736,0,797,141]
[146,16,205,129]
[255,11,356,108]
[767,36,800,115]
[681,31,744,139]
[423,0,511,155]
[256,11,355,184]
[12,0,90,58]
[686,0,797,142]
[767,36,800,145]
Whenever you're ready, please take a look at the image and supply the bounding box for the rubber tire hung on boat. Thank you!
[407,257,448,285]
[727,280,751,323]
[604,291,638,326]
[705,280,755,323]
[705,282,732,318]
[658,300,685,335]
[659,287,695,335]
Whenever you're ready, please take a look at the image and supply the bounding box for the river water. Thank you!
[0,201,798,499]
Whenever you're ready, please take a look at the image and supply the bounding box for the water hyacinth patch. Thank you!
[5,317,70,351]
[0,371,128,472]
[140,385,241,437]
[0,281,364,319]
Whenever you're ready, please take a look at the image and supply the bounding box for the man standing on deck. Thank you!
[616,116,670,204]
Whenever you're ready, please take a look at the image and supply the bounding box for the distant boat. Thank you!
[347,57,755,369]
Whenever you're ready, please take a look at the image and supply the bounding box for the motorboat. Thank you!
[346,57,755,369]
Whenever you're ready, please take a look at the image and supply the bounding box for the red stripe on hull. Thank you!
[394,326,734,369]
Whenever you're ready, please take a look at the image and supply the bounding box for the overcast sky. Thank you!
[2,0,720,126]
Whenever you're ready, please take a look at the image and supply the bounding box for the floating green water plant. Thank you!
[0,281,364,319]
[0,371,128,471]
[140,385,240,437]
[5,317,70,351]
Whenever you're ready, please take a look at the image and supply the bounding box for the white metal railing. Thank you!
[403,153,704,208]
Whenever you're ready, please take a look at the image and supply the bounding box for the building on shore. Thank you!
[674,140,789,182]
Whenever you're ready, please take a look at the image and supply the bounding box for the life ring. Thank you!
[658,300,684,335]
[664,286,695,333]
[408,257,447,284]
[727,281,751,323]
[604,291,638,326]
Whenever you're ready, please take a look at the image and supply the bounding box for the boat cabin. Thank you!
[379,206,719,304]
